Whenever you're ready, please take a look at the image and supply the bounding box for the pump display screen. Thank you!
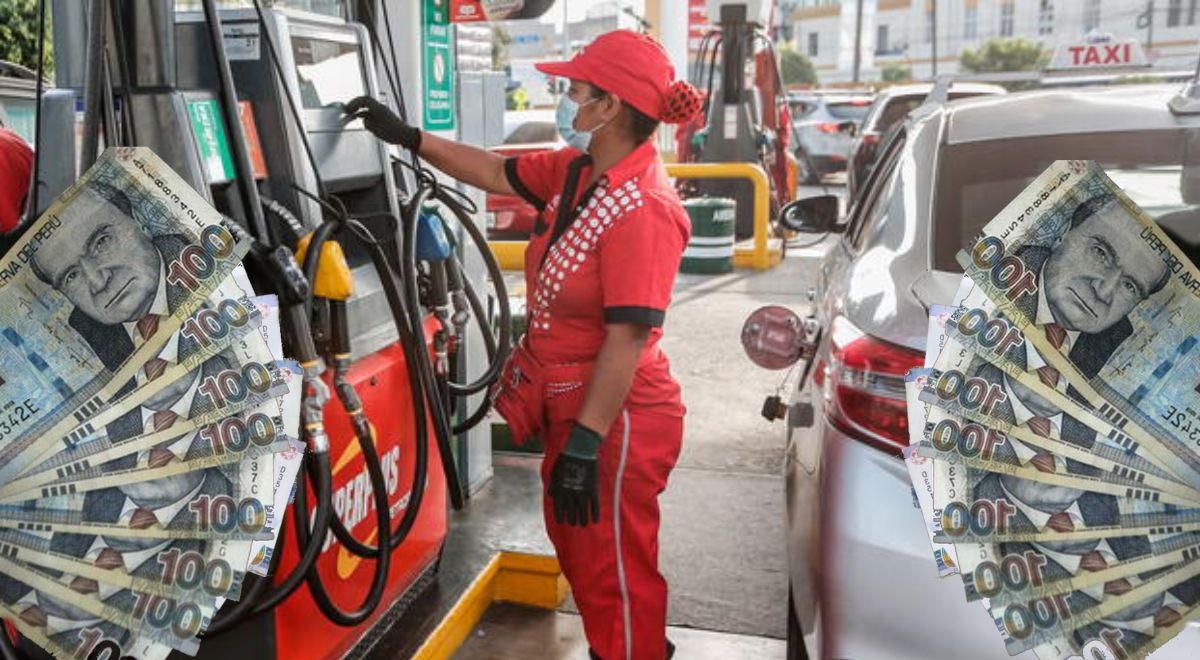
[291,36,366,109]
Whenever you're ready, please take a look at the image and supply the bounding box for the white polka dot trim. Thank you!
[529,178,645,333]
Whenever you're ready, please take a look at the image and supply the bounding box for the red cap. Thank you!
[0,128,33,233]
[536,30,703,125]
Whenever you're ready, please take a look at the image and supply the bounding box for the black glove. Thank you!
[343,96,422,151]
[549,422,603,526]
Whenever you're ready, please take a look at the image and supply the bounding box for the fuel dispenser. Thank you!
[689,0,795,239]
[14,1,511,659]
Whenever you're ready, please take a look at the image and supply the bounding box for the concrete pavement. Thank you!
[429,184,843,657]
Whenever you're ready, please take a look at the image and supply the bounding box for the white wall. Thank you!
[792,0,1199,83]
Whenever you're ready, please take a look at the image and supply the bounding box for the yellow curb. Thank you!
[411,552,567,660]
[495,552,570,610]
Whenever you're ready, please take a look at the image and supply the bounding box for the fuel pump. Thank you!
[688,0,796,239]
[16,1,512,658]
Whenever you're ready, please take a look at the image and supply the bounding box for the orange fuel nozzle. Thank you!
[295,233,354,301]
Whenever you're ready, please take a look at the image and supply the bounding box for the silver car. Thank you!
[845,81,1006,201]
[773,84,1200,659]
[789,93,872,183]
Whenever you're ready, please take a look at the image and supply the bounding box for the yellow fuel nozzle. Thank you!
[295,232,355,301]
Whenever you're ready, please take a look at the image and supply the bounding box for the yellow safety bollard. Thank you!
[486,162,783,272]
[665,162,782,270]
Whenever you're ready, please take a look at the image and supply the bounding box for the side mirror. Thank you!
[837,120,857,137]
[779,195,842,234]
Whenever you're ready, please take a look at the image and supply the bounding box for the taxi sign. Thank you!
[1049,37,1148,70]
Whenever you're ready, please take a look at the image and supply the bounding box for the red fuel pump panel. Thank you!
[272,323,447,660]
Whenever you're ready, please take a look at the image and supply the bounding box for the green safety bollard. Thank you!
[680,197,737,274]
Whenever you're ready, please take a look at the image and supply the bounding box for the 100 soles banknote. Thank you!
[0,149,250,486]
[958,160,1200,491]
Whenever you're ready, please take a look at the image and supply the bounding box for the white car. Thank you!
[768,82,1200,660]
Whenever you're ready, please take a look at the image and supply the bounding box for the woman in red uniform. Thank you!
[347,30,702,660]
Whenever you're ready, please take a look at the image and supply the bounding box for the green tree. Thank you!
[0,0,52,74]
[881,63,911,83]
[960,38,1047,90]
[491,26,513,71]
[779,45,818,87]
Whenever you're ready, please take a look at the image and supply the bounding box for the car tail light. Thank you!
[816,122,841,134]
[822,317,923,456]
[861,133,881,146]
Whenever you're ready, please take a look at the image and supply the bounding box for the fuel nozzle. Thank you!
[445,258,472,342]
[299,353,331,455]
[295,233,354,302]
[221,216,310,307]
[417,205,458,368]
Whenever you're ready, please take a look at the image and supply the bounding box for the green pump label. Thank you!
[186,99,236,184]
[422,0,457,131]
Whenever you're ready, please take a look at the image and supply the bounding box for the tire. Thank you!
[787,586,811,660]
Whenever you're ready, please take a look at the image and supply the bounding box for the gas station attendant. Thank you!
[347,29,702,660]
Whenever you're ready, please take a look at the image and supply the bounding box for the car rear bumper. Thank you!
[791,425,1020,659]
[791,425,1200,659]
[796,132,852,166]
[807,154,848,174]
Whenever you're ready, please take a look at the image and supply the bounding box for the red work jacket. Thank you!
[504,140,688,416]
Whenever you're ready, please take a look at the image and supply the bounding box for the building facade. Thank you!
[789,0,1199,83]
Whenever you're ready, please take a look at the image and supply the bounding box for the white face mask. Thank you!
[556,94,609,152]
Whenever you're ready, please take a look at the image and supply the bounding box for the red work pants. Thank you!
[540,408,684,660]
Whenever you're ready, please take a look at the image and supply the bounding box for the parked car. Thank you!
[789,93,872,183]
[487,110,562,239]
[846,81,1006,200]
[0,61,41,143]
[766,83,1200,660]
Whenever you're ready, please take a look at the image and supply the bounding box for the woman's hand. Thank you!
[344,96,422,151]
[549,422,604,526]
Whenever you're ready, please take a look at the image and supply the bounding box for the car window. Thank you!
[947,90,991,101]
[826,101,870,121]
[790,100,817,118]
[932,128,1200,271]
[875,97,922,134]
[0,97,36,143]
[845,129,906,250]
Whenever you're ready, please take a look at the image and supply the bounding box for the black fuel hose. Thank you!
[196,0,427,638]
[292,369,393,626]
[203,231,336,636]
[451,274,499,435]
[202,449,334,635]
[0,622,18,660]
[288,186,442,539]
[434,194,512,398]
[301,219,431,558]
[250,450,333,612]
[286,295,393,626]
[415,224,501,436]
[400,188,465,509]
